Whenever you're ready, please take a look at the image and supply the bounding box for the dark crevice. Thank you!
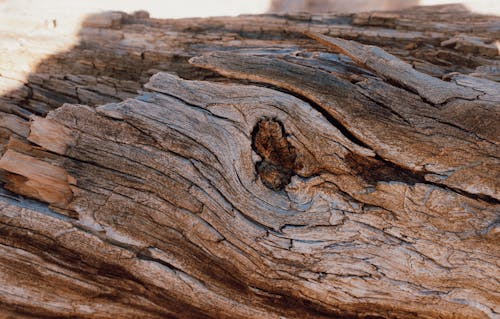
[243,81,427,187]
[251,118,302,191]
[428,180,499,205]
[350,151,499,204]
[345,152,426,185]
[136,251,184,274]
[247,80,372,150]
[239,79,498,202]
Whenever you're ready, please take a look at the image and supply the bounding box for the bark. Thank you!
[0,4,499,319]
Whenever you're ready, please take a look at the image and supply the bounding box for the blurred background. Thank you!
[2,0,498,40]
[269,0,500,14]
[1,0,499,20]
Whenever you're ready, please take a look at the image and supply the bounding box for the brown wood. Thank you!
[0,4,499,319]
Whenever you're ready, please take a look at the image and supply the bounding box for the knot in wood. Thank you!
[252,118,299,191]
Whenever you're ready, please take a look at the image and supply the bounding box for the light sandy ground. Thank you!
[0,0,270,20]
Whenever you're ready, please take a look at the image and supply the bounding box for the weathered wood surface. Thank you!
[0,4,499,319]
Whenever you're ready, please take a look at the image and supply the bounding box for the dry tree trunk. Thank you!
[0,4,499,319]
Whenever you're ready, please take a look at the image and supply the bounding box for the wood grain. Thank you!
[0,4,499,319]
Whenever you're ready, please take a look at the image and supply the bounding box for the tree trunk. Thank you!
[0,4,499,319]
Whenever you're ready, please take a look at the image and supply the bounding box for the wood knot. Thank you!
[252,118,300,191]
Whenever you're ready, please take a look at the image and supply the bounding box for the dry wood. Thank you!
[0,4,499,319]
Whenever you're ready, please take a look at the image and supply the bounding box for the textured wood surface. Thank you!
[0,4,499,319]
